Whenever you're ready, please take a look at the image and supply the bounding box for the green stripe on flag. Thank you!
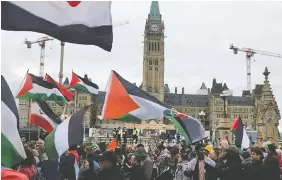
[44,130,58,160]
[73,84,90,93]
[165,116,191,144]
[118,114,141,123]
[18,92,66,105]
[1,134,25,168]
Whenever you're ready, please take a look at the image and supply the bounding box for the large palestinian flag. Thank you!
[44,106,89,160]
[70,72,99,95]
[30,99,63,132]
[101,71,170,122]
[1,75,27,168]
[231,116,250,149]
[1,1,113,51]
[17,73,67,105]
[45,74,74,101]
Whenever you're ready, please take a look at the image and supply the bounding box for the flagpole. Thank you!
[28,99,32,141]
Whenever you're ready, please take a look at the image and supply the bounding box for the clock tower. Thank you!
[142,1,165,102]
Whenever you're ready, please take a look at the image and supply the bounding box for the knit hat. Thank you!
[205,145,213,153]
[224,145,238,154]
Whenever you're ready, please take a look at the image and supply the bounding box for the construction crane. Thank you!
[24,36,54,77]
[229,44,282,91]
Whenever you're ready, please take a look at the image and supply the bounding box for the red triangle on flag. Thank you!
[103,71,140,119]
[17,74,33,97]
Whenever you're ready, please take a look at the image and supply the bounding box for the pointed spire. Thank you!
[149,1,161,20]
[200,82,207,90]
[263,67,270,81]
[84,74,89,80]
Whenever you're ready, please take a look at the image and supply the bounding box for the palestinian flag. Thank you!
[70,72,99,95]
[1,75,27,168]
[45,74,74,101]
[164,109,206,144]
[231,116,250,149]
[2,1,113,51]
[30,99,62,132]
[101,70,170,122]
[44,106,89,160]
[16,73,67,105]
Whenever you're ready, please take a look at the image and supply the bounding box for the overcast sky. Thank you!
[2,1,282,126]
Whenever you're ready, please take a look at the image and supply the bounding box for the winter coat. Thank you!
[98,167,125,180]
[217,154,243,180]
[264,152,280,180]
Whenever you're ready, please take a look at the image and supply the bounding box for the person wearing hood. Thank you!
[264,144,280,180]
[240,151,252,179]
[217,145,243,180]
[134,147,153,180]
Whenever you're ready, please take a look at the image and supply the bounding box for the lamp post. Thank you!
[199,110,206,129]
[220,90,231,118]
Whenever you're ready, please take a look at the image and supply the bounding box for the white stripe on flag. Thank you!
[242,127,250,149]
[54,116,70,157]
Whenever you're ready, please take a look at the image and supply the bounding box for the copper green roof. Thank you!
[149,1,161,20]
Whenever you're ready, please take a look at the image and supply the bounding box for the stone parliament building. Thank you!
[18,2,281,142]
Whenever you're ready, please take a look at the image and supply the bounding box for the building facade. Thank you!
[18,1,281,141]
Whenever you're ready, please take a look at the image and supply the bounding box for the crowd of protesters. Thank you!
[2,137,282,180]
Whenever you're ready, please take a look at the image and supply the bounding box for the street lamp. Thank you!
[220,90,231,118]
[199,110,206,130]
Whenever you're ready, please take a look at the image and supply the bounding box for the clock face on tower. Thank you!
[150,24,158,32]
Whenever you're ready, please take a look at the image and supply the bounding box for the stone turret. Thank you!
[255,67,280,142]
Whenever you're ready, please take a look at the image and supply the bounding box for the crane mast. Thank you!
[230,44,282,91]
[24,36,54,78]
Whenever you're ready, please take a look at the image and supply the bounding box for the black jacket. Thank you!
[240,160,266,180]
[98,167,125,180]
[217,154,243,180]
[264,153,280,180]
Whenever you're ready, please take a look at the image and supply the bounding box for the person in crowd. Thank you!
[264,144,280,180]
[18,147,38,180]
[117,127,122,144]
[126,155,145,180]
[78,152,99,180]
[96,151,125,180]
[204,144,213,157]
[132,127,138,144]
[155,144,174,180]
[185,143,216,180]
[217,145,243,180]
[58,146,78,180]
[123,127,128,144]
[175,150,189,180]
[113,128,117,138]
[134,147,153,180]
[244,147,266,180]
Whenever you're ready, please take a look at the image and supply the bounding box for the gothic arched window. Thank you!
[154,42,157,51]
[155,59,158,65]
[149,42,151,51]
[149,59,152,65]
